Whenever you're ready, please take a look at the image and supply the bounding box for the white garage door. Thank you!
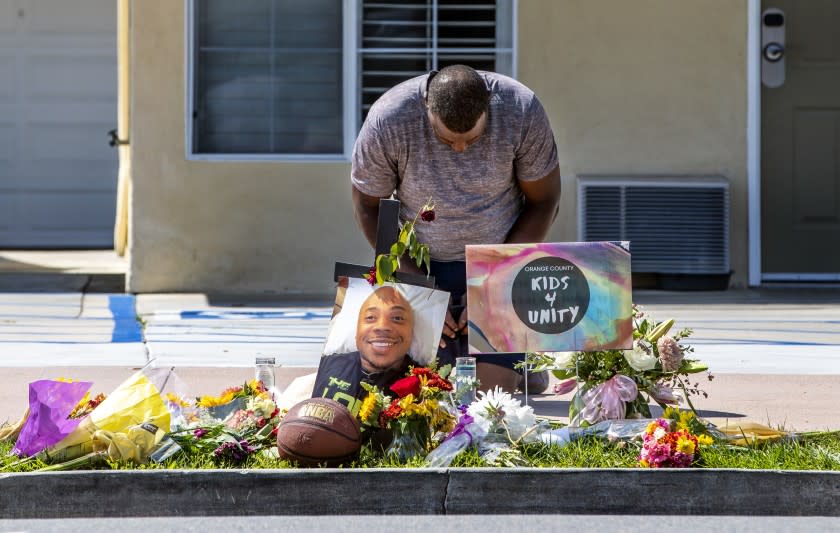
[0,0,117,248]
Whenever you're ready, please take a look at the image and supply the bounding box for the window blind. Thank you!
[360,0,514,120]
[193,0,343,155]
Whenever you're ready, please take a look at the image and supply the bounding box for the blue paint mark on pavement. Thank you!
[109,294,143,343]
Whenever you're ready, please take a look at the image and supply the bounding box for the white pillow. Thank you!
[322,278,450,366]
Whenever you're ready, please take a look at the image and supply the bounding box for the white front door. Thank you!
[0,0,117,248]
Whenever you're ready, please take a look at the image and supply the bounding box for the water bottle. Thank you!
[255,356,276,391]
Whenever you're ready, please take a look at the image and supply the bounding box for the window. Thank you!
[188,0,514,159]
[360,0,514,122]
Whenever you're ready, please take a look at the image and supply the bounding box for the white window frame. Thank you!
[184,0,516,162]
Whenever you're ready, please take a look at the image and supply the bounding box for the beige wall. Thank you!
[128,1,366,296]
[128,0,749,295]
[519,0,748,287]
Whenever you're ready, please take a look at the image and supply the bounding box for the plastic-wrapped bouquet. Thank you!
[528,306,712,426]
[426,387,546,467]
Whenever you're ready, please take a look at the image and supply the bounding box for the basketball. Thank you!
[276,398,362,466]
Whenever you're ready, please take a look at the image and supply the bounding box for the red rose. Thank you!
[420,209,436,222]
[412,367,432,377]
[364,266,377,286]
[390,375,421,398]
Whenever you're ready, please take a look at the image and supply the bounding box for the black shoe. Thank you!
[519,369,549,394]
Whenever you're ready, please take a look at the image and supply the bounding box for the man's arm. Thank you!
[351,185,382,250]
[505,165,562,243]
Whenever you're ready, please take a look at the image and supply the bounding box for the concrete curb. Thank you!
[1,468,839,517]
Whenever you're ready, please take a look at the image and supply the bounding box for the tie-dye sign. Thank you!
[465,242,632,353]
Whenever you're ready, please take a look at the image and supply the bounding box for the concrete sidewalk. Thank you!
[0,283,838,431]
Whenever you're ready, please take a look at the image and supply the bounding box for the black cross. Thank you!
[334,199,435,288]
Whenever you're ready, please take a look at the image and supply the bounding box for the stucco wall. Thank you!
[128,1,367,296]
[519,0,748,287]
[128,0,748,295]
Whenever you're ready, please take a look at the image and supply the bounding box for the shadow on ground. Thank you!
[524,397,744,421]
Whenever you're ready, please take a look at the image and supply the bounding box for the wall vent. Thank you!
[578,176,730,275]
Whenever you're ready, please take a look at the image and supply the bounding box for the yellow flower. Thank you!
[358,393,377,423]
[697,434,714,446]
[196,390,236,408]
[675,436,696,455]
[68,392,91,417]
[398,393,416,409]
[676,411,695,431]
[165,393,191,408]
[645,421,659,435]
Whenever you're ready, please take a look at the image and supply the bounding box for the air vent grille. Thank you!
[579,176,730,274]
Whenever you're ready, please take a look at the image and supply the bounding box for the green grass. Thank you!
[3,432,839,472]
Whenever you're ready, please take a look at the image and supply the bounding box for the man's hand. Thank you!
[439,305,468,348]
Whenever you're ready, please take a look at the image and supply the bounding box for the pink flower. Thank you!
[552,378,577,395]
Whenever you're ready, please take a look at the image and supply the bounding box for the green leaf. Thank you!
[552,368,576,380]
[422,244,430,273]
[376,254,394,283]
[567,389,584,424]
[398,224,412,246]
[680,360,709,374]
[391,241,406,257]
[437,364,452,379]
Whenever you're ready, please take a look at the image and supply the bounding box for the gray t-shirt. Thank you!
[351,71,558,261]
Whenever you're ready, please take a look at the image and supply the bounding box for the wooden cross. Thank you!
[333,199,435,288]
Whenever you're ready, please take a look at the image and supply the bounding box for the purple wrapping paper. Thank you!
[12,379,92,457]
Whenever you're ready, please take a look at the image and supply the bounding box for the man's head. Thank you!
[426,64,490,152]
[355,286,414,373]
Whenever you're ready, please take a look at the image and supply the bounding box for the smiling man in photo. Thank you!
[313,286,420,416]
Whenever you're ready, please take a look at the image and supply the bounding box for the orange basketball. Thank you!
[276,398,362,467]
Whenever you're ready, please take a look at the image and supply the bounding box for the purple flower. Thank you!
[193,428,208,439]
[213,439,256,463]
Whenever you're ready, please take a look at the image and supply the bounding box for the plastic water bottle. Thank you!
[255,356,276,391]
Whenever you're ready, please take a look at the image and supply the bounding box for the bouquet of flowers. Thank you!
[527,306,712,426]
[427,387,546,467]
[638,407,715,468]
[357,365,455,462]
[161,380,283,465]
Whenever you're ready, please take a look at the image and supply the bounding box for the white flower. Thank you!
[551,351,576,369]
[246,394,277,419]
[623,343,657,371]
[467,387,536,441]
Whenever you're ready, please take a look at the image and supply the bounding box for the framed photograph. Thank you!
[465,241,633,354]
[322,277,450,366]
